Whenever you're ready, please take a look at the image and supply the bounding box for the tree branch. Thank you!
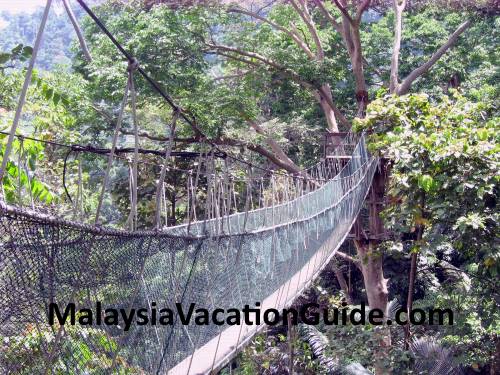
[316,85,351,128]
[332,0,353,24]
[335,250,361,270]
[396,20,471,95]
[313,0,342,33]
[212,70,253,81]
[208,45,349,129]
[228,6,315,59]
[246,118,302,173]
[120,129,196,144]
[355,0,371,23]
[207,43,285,70]
[207,43,317,90]
[218,136,306,175]
[207,50,262,68]
[94,100,305,174]
[290,0,324,59]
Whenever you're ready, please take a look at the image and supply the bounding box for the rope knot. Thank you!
[127,58,139,72]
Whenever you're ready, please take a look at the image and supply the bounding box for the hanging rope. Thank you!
[126,62,139,230]
[61,0,92,62]
[154,109,179,229]
[73,154,83,220]
[94,68,131,225]
[0,0,53,192]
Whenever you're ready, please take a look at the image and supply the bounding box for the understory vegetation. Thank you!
[0,0,498,374]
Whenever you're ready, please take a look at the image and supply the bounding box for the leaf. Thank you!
[418,174,434,193]
[21,46,33,58]
[52,93,61,106]
[0,53,11,64]
[11,43,23,56]
[45,88,54,100]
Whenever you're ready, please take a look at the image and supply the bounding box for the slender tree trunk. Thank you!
[405,192,425,348]
[287,314,295,374]
[331,261,353,304]
[350,25,369,118]
[170,192,176,226]
[404,250,418,349]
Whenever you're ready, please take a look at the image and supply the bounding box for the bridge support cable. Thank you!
[61,0,92,62]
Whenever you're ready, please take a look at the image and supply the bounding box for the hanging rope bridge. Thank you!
[0,1,379,374]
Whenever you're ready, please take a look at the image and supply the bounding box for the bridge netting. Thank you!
[0,133,376,374]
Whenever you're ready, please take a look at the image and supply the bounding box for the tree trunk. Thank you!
[404,251,418,349]
[492,338,500,375]
[356,240,391,375]
[350,24,369,118]
[353,162,391,375]
[331,261,353,304]
[355,241,389,313]
[317,84,339,132]
[287,314,295,374]
[405,192,425,348]
[169,192,176,226]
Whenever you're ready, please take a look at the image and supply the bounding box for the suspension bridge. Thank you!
[0,1,379,374]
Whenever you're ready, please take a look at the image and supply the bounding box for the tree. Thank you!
[355,90,499,371]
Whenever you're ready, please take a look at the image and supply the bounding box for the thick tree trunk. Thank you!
[356,240,391,375]
[315,84,339,132]
[353,162,391,375]
[355,241,389,314]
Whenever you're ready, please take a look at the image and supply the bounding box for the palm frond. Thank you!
[299,324,339,374]
[343,362,373,375]
[410,336,462,375]
[386,298,401,320]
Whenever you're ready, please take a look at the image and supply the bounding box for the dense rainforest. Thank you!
[0,0,498,374]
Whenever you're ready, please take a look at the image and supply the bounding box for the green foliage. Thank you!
[0,136,54,205]
[0,4,97,70]
[0,43,32,67]
[356,91,499,368]
[0,322,141,374]
[229,331,321,375]
[0,1,498,373]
